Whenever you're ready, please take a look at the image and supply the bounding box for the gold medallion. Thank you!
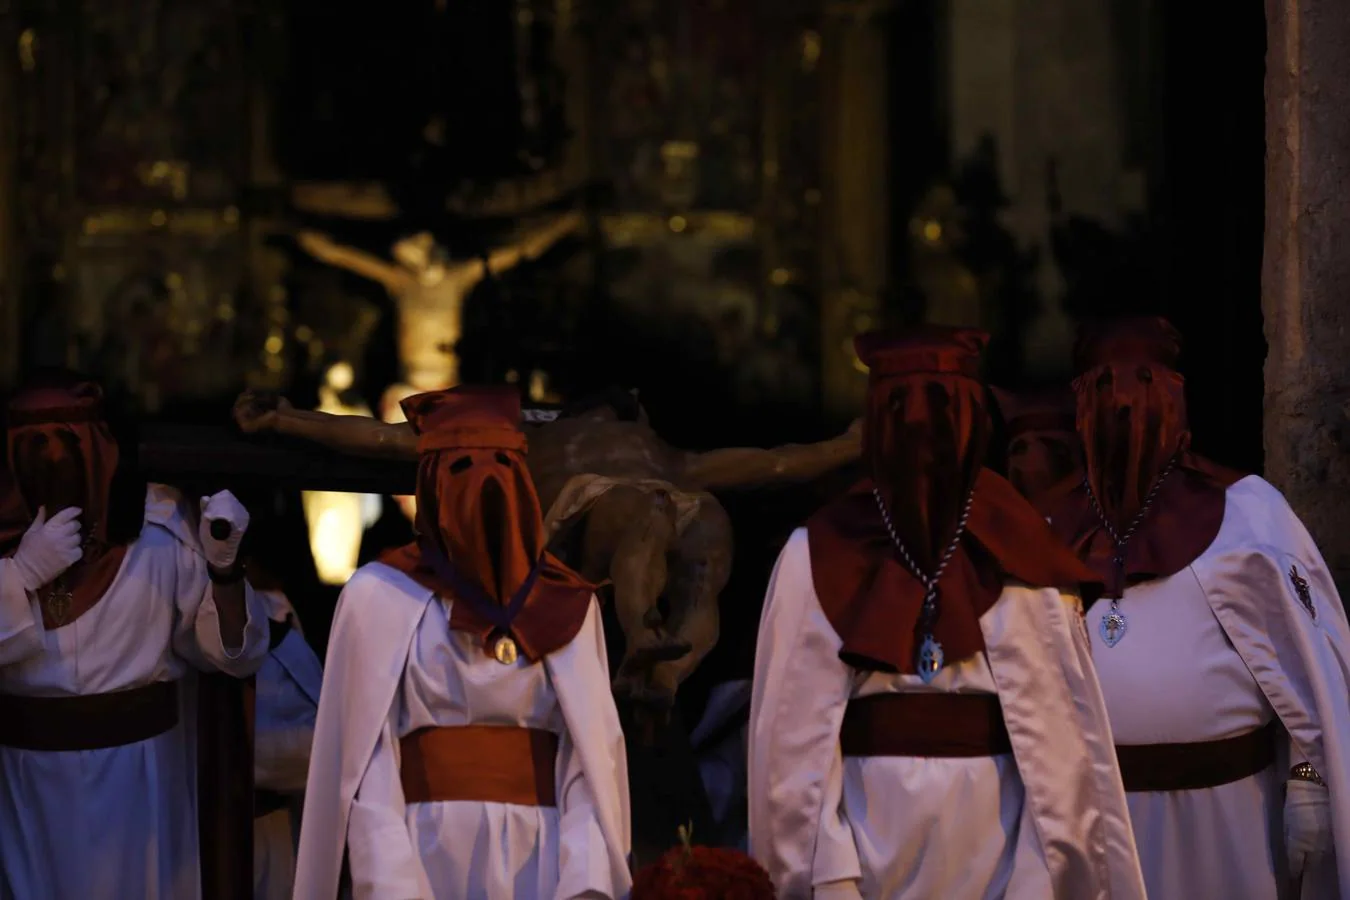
[493,635,519,666]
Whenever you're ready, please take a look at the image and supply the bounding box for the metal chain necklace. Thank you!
[872,486,976,684]
[1084,455,1178,648]
[39,530,96,628]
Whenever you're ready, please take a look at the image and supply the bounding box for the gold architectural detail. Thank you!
[291,181,399,220]
[599,212,755,246]
[79,208,241,239]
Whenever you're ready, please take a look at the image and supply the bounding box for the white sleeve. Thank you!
[748,529,861,898]
[167,526,268,676]
[0,559,46,666]
[347,713,425,900]
[552,600,629,900]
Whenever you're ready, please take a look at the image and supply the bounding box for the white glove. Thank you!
[11,507,83,592]
[815,880,864,900]
[1286,778,1333,879]
[199,491,249,570]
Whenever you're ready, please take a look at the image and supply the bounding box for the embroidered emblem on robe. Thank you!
[1290,564,1316,620]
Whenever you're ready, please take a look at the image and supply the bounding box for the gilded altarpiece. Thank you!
[10,0,274,412]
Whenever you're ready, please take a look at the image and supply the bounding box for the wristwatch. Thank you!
[1291,762,1326,786]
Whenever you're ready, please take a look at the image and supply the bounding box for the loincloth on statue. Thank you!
[542,475,710,544]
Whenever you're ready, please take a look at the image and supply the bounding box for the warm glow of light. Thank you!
[923,220,942,243]
[264,334,284,354]
[770,267,791,286]
[305,498,363,585]
[660,141,700,162]
[847,337,869,373]
[303,391,384,580]
[304,489,382,586]
[669,215,688,233]
[528,370,551,402]
[380,383,416,423]
[18,30,37,72]
[326,361,355,391]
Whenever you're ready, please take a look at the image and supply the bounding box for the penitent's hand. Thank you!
[232,391,292,434]
[845,417,862,442]
[12,507,83,592]
[199,491,250,570]
[1286,779,1332,878]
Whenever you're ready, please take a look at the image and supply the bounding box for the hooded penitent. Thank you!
[1,377,128,627]
[806,326,1100,675]
[992,385,1081,504]
[380,386,596,662]
[1040,316,1241,598]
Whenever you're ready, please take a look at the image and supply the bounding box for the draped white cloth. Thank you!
[1077,475,1350,899]
[749,528,1146,900]
[252,589,321,900]
[0,484,268,900]
[293,562,632,900]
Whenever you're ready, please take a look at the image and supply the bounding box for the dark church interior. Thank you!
[0,0,1272,883]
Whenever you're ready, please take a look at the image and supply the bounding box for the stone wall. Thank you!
[1262,0,1350,590]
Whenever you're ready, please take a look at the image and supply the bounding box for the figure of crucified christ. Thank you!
[296,210,583,392]
[232,391,861,708]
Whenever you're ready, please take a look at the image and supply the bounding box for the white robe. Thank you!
[0,484,269,900]
[293,561,632,900]
[252,589,322,900]
[1080,475,1350,899]
[749,528,1146,900]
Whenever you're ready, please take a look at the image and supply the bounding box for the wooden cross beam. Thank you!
[136,424,416,494]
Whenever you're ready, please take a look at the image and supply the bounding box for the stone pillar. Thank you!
[1262,0,1350,590]
[820,0,892,420]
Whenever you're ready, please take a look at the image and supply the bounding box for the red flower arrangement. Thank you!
[632,825,776,899]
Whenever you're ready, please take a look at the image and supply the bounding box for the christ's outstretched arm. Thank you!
[233,393,418,462]
[682,419,862,492]
[296,231,411,296]
[452,210,586,294]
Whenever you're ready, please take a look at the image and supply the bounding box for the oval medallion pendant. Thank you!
[493,635,519,666]
[43,587,72,627]
[916,635,944,684]
[1099,611,1128,648]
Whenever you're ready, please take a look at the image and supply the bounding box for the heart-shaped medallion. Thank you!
[1099,611,1128,648]
[916,635,945,684]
